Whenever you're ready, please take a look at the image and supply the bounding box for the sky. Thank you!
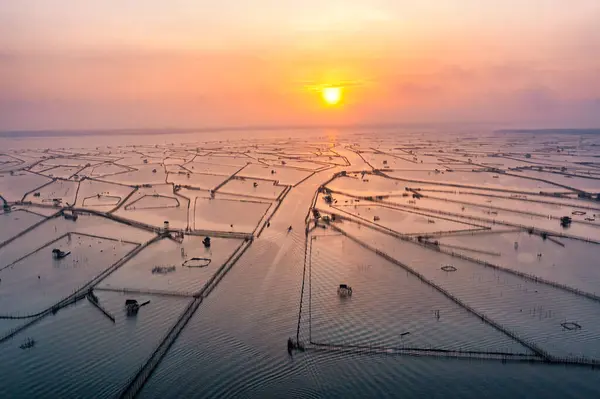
[1,0,599,130]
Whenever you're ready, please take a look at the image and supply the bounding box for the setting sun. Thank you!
[322,87,342,105]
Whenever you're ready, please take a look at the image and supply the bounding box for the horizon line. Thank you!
[1,122,599,138]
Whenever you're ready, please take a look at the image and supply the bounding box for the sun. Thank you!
[322,87,342,105]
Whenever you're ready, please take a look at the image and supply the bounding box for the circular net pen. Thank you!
[561,322,582,331]
[182,258,212,268]
[440,265,458,272]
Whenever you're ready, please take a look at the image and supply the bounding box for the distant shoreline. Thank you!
[0,125,598,138]
[0,122,493,138]
[495,129,600,135]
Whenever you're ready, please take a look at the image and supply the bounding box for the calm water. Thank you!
[1,130,600,398]
[138,168,600,398]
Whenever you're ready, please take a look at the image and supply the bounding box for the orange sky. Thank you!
[1,1,599,130]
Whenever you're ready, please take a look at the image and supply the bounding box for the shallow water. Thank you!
[1,130,600,398]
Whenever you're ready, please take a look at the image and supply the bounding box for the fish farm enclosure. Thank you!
[2,130,600,398]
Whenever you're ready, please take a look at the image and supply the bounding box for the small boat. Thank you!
[64,212,78,221]
[560,216,572,227]
[203,237,211,248]
[337,284,353,297]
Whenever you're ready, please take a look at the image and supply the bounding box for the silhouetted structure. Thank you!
[338,284,353,297]
[125,299,150,316]
[52,248,70,259]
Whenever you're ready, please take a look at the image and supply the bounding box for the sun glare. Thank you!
[322,87,342,105]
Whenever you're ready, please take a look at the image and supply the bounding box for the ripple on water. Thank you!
[98,235,244,295]
[139,184,319,398]
[0,291,190,398]
[305,234,533,354]
[336,221,600,361]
